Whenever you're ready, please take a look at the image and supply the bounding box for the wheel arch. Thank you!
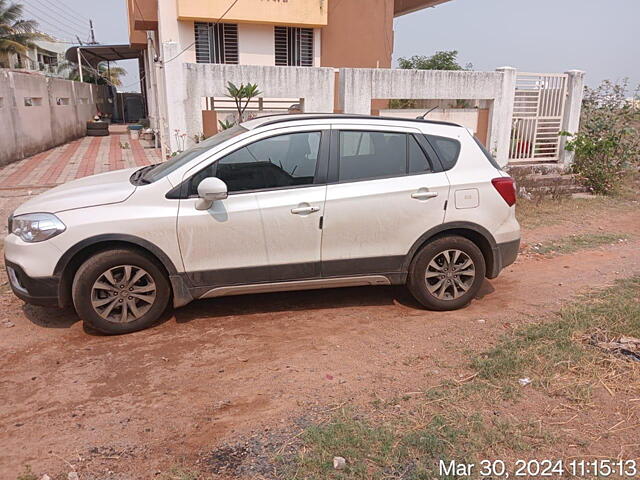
[404,222,500,279]
[54,234,179,308]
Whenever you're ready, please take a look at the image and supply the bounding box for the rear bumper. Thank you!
[5,259,60,307]
[488,238,520,278]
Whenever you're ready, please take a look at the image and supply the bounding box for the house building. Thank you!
[127,0,451,70]
[0,36,67,76]
[121,0,454,146]
[105,0,583,166]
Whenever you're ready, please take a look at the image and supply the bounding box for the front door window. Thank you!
[189,131,321,195]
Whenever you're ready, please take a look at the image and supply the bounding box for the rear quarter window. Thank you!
[425,135,461,171]
[472,135,502,170]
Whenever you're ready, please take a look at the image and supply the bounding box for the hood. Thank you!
[14,167,140,215]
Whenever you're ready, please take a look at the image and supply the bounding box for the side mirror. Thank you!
[195,177,228,210]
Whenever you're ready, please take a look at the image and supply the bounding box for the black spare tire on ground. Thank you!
[86,129,109,136]
[86,121,109,130]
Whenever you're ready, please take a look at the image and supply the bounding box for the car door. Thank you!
[177,126,329,289]
[321,125,450,278]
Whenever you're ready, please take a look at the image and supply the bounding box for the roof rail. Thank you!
[255,113,462,128]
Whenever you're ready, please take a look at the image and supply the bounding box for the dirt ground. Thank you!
[1,188,639,479]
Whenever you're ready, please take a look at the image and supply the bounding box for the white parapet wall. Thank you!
[0,69,106,166]
[380,108,482,135]
[160,42,335,154]
[339,67,516,166]
[158,53,581,168]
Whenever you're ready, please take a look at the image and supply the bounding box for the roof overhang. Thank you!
[65,44,144,68]
[394,0,453,17]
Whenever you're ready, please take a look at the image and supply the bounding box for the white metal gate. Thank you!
[509,72,568,163]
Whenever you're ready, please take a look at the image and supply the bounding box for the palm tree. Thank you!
[57,60,127,86]
[0,0,39,66]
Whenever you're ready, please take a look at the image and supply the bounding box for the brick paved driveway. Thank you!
[0,134,163,190]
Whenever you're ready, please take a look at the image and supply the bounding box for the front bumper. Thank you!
[5,259,60,307]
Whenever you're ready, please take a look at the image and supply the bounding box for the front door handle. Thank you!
[291,205,320,215]
[411,190,439,200]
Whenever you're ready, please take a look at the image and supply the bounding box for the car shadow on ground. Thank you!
[174,285,419,323]
[20,304,80,329]
[173,280,495,324]
[19,280,496,333]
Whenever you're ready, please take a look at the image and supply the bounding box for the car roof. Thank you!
[241,113,462,130]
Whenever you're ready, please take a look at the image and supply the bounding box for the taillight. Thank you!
[492,177,516,206]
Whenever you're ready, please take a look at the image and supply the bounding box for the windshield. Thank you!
[141,125,248,183]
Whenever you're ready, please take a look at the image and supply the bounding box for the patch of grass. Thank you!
[280,277,640,479]
[515,169,639,230]
[516,195,635,230]
[292,413,400,479]
[16,465,38,480]
[528,233,628,256]
[474,276,640,399]
[158,467,201,480]
[281,409,550,480]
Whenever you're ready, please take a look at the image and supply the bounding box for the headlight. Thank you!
[11,213,66,243]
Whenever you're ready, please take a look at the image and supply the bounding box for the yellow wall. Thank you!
[127,0,157,47]
[176,0,328,27]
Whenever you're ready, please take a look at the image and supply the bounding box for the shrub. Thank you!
[563,80,640,195]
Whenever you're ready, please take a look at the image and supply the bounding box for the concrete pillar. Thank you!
[159,41,189,155]
[339,68,373,114]
[559,70,585,169]
[491,66,516,167]
[144,34,158,131]
[183,64,206,146]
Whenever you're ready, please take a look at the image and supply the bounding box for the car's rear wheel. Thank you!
[72,249,171,334]
[408,235,486,311]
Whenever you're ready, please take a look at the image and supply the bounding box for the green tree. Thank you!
[562,80,640,195]
[0,0,39,63]
[398,50,471,71]
[57,60,127,86]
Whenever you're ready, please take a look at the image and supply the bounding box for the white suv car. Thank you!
[5,115,520,334]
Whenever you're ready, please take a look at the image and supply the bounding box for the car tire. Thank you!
[407,235,486,311]
[86,129,109,137]
[72,249,171,334]
[86,121,109,130]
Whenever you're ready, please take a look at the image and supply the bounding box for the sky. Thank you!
[393,0,640,88]
[20,0,640,92]
[20,0,141,90]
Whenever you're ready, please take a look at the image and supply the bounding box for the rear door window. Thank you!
[338,131,407,182]
[408,135,433,174]
[337,131,436,182]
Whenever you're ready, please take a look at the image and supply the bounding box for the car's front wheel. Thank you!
[72,249,171,334]
[408,235,486,311]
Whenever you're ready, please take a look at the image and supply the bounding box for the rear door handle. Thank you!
[291,205,320,215]
[411,190,438,200]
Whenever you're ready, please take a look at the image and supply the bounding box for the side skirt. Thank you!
[199,275,392,299]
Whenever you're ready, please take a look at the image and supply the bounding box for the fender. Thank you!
[53,233,180,277]
[53,234,193,308]
[403,221,499,277]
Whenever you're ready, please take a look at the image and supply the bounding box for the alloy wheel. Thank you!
[425,249,476,300]
[90,265,157,323]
